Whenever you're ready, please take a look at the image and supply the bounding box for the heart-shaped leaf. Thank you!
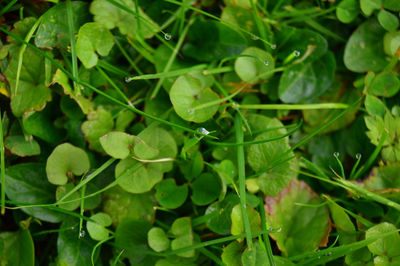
[170,74,219,123]
[100,131,135,159]
[170,217,195,258]
[190,173,221,206]
[156,179,188,209]
[147,227,170,252]
[87,212,112,241]
[206,193,240,235]
[234,47,275,82]
[336,0,359,23]
[46,143,90,185]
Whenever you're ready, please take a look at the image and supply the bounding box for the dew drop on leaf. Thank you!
[294,50,301,57]
[264,60,269,66]
[356,153,362,159]
[79,230,86,238]
[270,44,277,49]
[164,33,171,40]
[333,152,340,157]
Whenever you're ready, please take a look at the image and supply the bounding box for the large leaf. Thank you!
[366,222,400,257]
[76,22,114,68]
[0,229,34,266]
[35,1,90,48]
[4,47,52,117]
[246,114,297,196]
[170,74,219,123]
[344,18,387,73]
[278,51,335,103]
[5,163,63,223]
[265,180,331,257]
[90,0,159,39]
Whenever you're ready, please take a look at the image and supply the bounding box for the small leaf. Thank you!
[87,212,112,241]
[170,74,219,123]
[230,204,261,237]
[344,18,387,73]
[384,31,400,56]
[170,217,195,258]
[76,22,114,68]
[336,0,359,23]
[265,180,331,256]
[155,179,188,209]
[368,71,400,97]
[5,135,40,157]
[0,229,34,266]
[365,95,386,117]
[328,200,356,245]
[234,47,275,82]
[383,0,400,12]
[221,241,243,266]
[46,143,90,185]
[206,194,240,235]
[115,157,163,194]
[190,173,221,206]
[377,9,399,32]
[241,242,268,266]
[148,227,170,252]
[100,131,135,159]
[366,222,400,257]
[360,0,382,16]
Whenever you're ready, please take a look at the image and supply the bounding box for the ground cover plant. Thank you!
[0,0,400,265]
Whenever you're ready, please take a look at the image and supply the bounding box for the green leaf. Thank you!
[5,163,63,223]
[241,242,269,266]
[155,178,188,209]
[115,157,163,194]
[278,51,335,103]
[114,219,153,264]
[169,74,219,123]
[368,71,400,97]
[4,47,52,117]
[99,131,135,159]
[206,194,240,235]
[46,143,90,185]
[265,180,331,256]
[147,227,170,252]
[115,109,136,131]
[246,115,297,196]
[35,1,90,48]
[336,0,359,23]
[366,222,400,257]
[378,9,399,32]
[89,0,159,39]
[384,31,400,56]
[360,0,381,16]
[364,163,400,190]
[87,212,112,241]
[383,0,400,11]
[4,135,40,157]
[344,18,387,73]
[56,183,81,211]
[57,218,98,266]
[81,106,114,152]
[234,47,275,82]
[103,186,156,226]
[223,0,254,9]
[221,241,243,266]
[0,229,34,266]
[170,217,195,258]
[365,95,386,117]
[328,201,356,245]
[190,173,221,206]
[231,204,261,237]
[76,22,114,68]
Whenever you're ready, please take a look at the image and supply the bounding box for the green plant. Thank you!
[0,0,400,265]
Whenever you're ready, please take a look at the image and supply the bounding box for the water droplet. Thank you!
[294,50,300,57]
[325,252,332,256]
[251,35,259,40]
[356,153,362,159]
[231,101,239,110]
[270,44,277,49]
[79,230,86,238]
[125,77,132,83]
[187,108,194,115]
[195,127,210,140]
[264,60,269,66]
[164,33,171,40]
[333,152,340,158]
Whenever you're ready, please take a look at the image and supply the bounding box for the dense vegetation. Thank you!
[1,0,400,265]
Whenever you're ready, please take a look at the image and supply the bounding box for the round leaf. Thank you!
[100,131,135,159]
[156,179,188,209]
[230,204,261,236]
[205,193,240,235]
[4,135,40,157]
[369,71,400,97]
[190,173,221,206]
[147,227,170,252]
[234,47,275,82]
[87,212,112,241]
[377,9,399,32]
[170,74,219,123]
[366,222,400,257]
[344,18,387,73]
[170,217,195,258]
[336,0,359,23]
[384,31,400,56]
[46,143,90,185]
[56,183,81,211]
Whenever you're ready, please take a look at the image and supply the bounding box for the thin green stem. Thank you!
[126,64,207,81]
[258,194,275,266]
[0,0,18,16]
[79,183,86,238]
[0,110,5,215]
[238,103,349,110]
[66,0,79,94]
[235,115,253,249]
